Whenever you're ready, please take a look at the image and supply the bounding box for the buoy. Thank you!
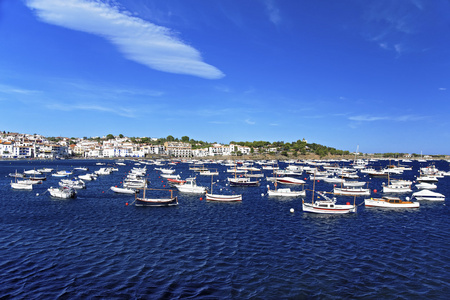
[346,202,350,205]
[199,197,203,201]
[102,191,105,193]
[126,202,129,206]
[163,185,165,187]
[261,193,264,196]
[373,189,377,193]
[290,208,294,213]
[36,193,39,196]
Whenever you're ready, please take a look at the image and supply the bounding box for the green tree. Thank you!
[181,136,190,143]
[167,135,175,142]
[106,134,114,140]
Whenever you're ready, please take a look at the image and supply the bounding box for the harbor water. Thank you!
[1,159,449,299]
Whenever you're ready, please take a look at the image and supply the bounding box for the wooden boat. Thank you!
[135,188,178,207]
[302,191,356,214]
[205,174,242,202]
[10,180,33,190]
[302,172,356,214]
[365,196,419,208]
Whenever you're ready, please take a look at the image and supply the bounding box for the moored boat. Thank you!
[48,186,76,199]
[365,196,419,208]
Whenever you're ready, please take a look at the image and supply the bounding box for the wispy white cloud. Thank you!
[0,84,41,95]
[439,87,447,91]
[46,102,136,118]
[263,0,281,25]
[245,119,256,125]
[26,0,224,79]
[349,114,427,122]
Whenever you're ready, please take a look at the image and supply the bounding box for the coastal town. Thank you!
[0,131,440,160]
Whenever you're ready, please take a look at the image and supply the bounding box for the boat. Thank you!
[364,196,419,208]
[59,179,86,189]
[10,180,33,190]
[267,184,305,197]
[111,186,137,194]
[415,182,437,190]
[206,194,242,201]
[52,170,73,177]
[416,175,438,183]
[78,173,97,181]
[47,186,76,199]
[175,177,206,194]
[228,177,260,187]
[205,174,242,202]
[411,190,445,201]
[333,187,370,196]
[302,191,356,214]
[275,177,306,185]
[382,175,412,194]
[302,173,356,214]
[166,178,187,185]
[199,170,219,176]
[343,181,366,187]
[135,188,178,207]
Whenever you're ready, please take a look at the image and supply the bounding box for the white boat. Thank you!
[206,193,242,202]
[302,192,356,214]
[78,173,97,181]
[135,188,178,206]
[365,196,419,208]
[323,176,346,184]
[95,167,113,175]
[416,175,438,183]
[267,185,305,197]
[333,187,370,196]
[37,168,54,173]
[111,186,137,194]
[48,186,76,199]
[412,190,445,201]
[199,170,219,176]
[52,170,73,177]
[160,174,181,179]
[59,179,86,189]
[275,177,305,185]
[382,183,412,194]
[23,169,42,175]
[415,182,437,190]
[205,174,242,202]
[343,181,366,187]
[10,180,33,190]
[155,167,175,174]
[175,177,207,194]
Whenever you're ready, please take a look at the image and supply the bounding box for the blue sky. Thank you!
[1,0,449,154]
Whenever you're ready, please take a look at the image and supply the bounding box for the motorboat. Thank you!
[414,182,437,190]
[48,186,76,199]
[364,196,419,208]
[175,177,206,193]
[412,190,445,201]
[111,186,137,194]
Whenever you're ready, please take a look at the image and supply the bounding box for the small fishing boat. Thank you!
[205,174,242,202]
[135,188,178,207]
[10,180,33,190]
[415,182,437,190]
[48,186,76,199]
[365,196,419,208]
[302,173,356,214]
[302,192,356,214]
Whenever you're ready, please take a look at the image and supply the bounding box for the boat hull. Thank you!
[302,202,356,214]
[206,193,242,202]
[135,197,178,206]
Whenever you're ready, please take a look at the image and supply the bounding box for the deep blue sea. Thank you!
[1,159,449,299]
